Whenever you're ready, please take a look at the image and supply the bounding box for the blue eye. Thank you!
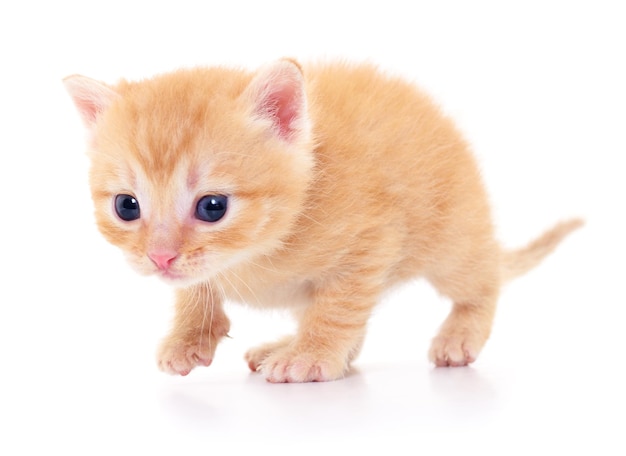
[195,195,228,222]
[115,194,140,221]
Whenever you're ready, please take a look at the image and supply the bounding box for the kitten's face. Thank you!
[66,61,313,286]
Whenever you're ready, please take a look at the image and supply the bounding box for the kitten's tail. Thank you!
[500,218,584,283]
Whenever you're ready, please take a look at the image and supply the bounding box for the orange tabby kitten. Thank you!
[64,59,581,382]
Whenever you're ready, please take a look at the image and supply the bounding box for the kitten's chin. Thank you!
[132,264,202,287]
[156,270,204,288]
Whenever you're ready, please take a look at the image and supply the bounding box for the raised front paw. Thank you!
[258,344,349,383]
[157,283,231,376]
[157,322,229,376]
[157,334,216,376]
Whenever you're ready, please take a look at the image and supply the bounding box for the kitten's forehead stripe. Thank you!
[112,67,252,184]
[186,167,200,190]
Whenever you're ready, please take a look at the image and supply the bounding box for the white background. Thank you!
[1,1,624,454]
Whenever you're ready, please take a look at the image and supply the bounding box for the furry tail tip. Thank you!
[501,218,584,283]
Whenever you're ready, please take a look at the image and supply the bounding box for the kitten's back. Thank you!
[282,62,493,282]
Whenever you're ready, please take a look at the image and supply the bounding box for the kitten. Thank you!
[64,59,582,382]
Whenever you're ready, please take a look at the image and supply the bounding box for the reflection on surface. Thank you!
[158,362,499,436]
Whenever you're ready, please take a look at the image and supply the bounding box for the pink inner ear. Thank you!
[250,62,307,141]
[263,83,302,139]
[73,96,102,125]
[63,75,117,128]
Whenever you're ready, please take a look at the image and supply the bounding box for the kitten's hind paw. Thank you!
[428,304,492,367]
[428,329,484,367]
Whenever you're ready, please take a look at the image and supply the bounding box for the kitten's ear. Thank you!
[63,75,118,128]
[242,59,310,142]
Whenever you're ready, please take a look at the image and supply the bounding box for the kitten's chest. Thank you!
[218,265,313,310]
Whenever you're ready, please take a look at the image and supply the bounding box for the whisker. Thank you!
[217,271,252,306]
[214,279,228,310]
[198,282,209,352]
[298,212,324,227]
[246,257,280,274]
[175,286,198,331]
[206,281,215,355]
[225,268,263,308]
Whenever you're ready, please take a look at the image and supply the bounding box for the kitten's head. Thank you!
[64,60,314,286]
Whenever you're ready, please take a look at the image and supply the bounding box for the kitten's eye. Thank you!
[115,194,141,221]
[195,195,228,223]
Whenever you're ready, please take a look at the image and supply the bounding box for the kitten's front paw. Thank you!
[158,307,230,376]
[157,336,215,376]
[258,344,348,383]
[244,336,294,372]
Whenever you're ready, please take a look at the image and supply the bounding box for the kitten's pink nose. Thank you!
[148,251,178,271]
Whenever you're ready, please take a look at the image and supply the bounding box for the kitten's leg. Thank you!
[157,282,230,376]
[258,279,378,383]
[427,258,499,367]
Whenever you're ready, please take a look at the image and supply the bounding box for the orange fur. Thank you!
[64,60,582,382]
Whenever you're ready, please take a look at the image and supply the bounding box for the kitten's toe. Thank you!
[428,330,482,367]
[157,339,214,376]
[258,345,348,383]
[428,302,494,367]
[157,313,229,376]
[244,336,294,372]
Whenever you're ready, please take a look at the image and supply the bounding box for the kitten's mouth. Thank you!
[158,269,186,282]
[156,269,204,287]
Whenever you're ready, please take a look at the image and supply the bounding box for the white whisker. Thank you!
[246,258,280,274]
[225,268,263,307]
[206,281,215,355]
[198,282,209,351]
[298,212,324,227]
[217,271,252,306]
